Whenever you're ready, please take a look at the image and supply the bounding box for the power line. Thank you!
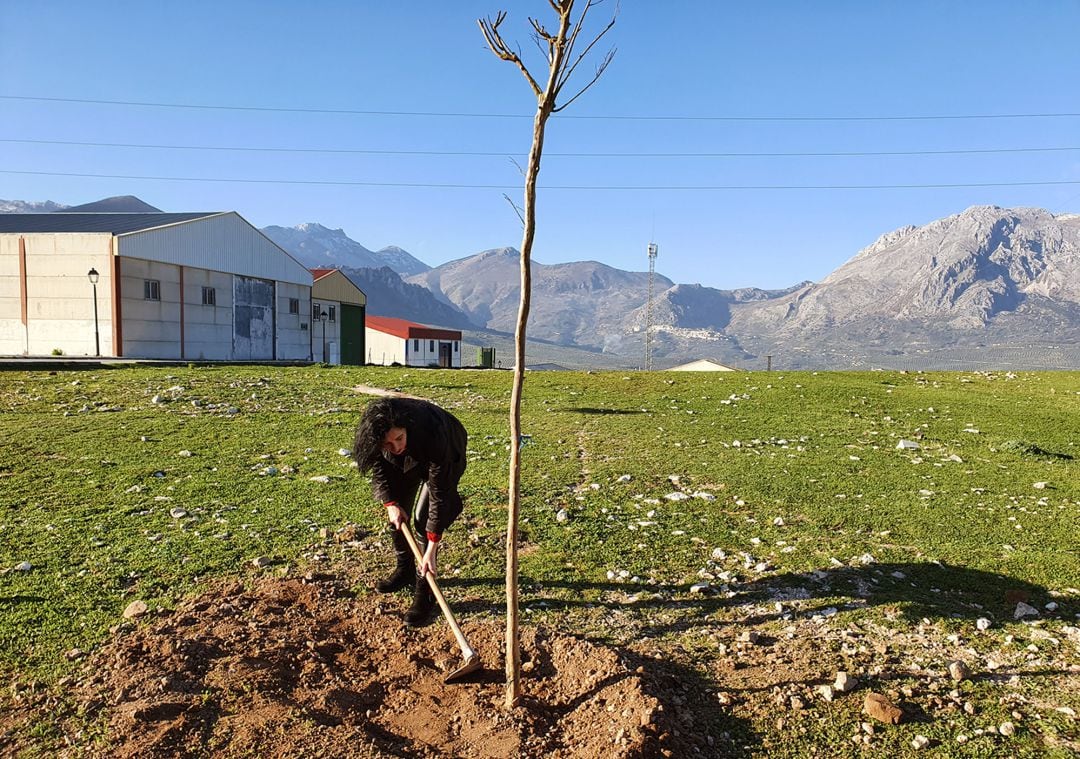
[4,168,1079,191]
[3,94,1080,122]
[4,137,1080,159]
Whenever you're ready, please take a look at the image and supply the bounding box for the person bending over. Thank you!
[352,396,468,626]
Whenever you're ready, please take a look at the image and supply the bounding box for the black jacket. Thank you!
[370,398,467,537]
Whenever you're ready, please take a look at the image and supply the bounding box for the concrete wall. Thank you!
[120,257,182,358]
[277,282,311,361]
[183,268,232,360]
[404,336,462,368]
[0,233,114,356]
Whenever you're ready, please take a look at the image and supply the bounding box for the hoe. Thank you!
[398,488,481,683]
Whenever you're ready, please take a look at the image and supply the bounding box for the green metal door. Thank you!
[340,304,365,365]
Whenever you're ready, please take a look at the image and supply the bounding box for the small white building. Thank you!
[666,358,737,372]
[365,315,462,368]
[0,212,313,360]
[310,268,367,365]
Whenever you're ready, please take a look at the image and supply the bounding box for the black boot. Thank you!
[405,574,436,627]
[376,529,414,593]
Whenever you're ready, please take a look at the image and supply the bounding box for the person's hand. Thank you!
[386,503,406,529]
[420,540,439,579]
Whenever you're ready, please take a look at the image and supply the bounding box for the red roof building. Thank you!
[365,315,462,367]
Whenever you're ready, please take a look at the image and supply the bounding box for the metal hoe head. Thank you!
[444,653,481,683]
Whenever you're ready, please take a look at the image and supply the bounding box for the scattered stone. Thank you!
[789,696,806,711]
[948,660,971,681]
[1032,482,1048,490]
[834,672,858,693]
[864,692,903,724]
[976,617,993,631]
[1014,602,1039,620]
[737,631,761,644]
[177,450,193,458]
[251,556,272,568]
[817,685,835,702]
[689,583,711,595]
[169,508,188,519]
[999,721,1016,736]
[64,648,85,661]
[911,735,930,750]
[556,509,569,523]
[13,561,32,572]
[151,395,164,404]
[897,440,920,450]
[1045,601,1059,612]
[664,492,689,501]
[122,600,149,619]
[308,475,331,483]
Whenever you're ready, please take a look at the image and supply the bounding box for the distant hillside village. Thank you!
[0,198,465,367]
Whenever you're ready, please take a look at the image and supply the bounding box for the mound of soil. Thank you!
[68,575,671,757]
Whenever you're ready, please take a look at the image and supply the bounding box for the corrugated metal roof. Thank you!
[0,212,221,234]
[366,314,461,341]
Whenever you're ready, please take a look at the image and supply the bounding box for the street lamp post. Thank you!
[87,268,100,357]
[319,310,328,363]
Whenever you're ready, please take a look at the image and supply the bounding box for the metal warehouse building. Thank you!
[0,212,315,360]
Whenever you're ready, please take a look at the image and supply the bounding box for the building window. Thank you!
[289,298,299,315]
[312,302,321,321]
[328,305,336,322]
[144,279,160,301]
[429,340,435,352]
[454,341,459,353]
[413,338,419,352]
[201,286,216,306]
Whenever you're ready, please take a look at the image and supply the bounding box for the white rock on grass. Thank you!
[337,448,351,456]
[251,556,272,568]
[692,491,716,501]
[556,509,569,523]
[834,672,858,693]
[169,508,188,519]
[308,475,331,483]
[689,583,710,594]
[177,450,193,458]
[1033,482,1048,490]
[617,474,632,482]
[999,721,1016,737]
[664,492,690,501]
[976,617,993,631]
[1014,602,1039,619]
[911,735,930,750]
[14,561,32,572]
[897,439,920,450]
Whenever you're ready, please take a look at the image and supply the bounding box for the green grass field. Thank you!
[1,365,1077,756]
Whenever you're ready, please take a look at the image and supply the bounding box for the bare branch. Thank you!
[553,46,615,112]
[478,14,544,97]
[555,1,618,99]
[502,193,526,226]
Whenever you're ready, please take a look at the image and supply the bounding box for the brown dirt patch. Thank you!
[59,574,696,758]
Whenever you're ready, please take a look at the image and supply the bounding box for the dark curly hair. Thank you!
[352,397,414,472]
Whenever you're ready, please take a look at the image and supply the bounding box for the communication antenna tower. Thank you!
[644,242,658,370]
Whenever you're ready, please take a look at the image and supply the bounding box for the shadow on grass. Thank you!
[446,560,1061,636]
[560,407,646,415]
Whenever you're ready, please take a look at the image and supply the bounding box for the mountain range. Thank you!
[4,195,1078,369]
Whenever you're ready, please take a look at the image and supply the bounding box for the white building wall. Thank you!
[121,258,182,359]
[183,268,232,360]
[403,336,463,368]
[0,233,114,356]
[277,282,311,361]
[365,329,405,365]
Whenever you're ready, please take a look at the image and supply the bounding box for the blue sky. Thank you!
[2,1,1079,289]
